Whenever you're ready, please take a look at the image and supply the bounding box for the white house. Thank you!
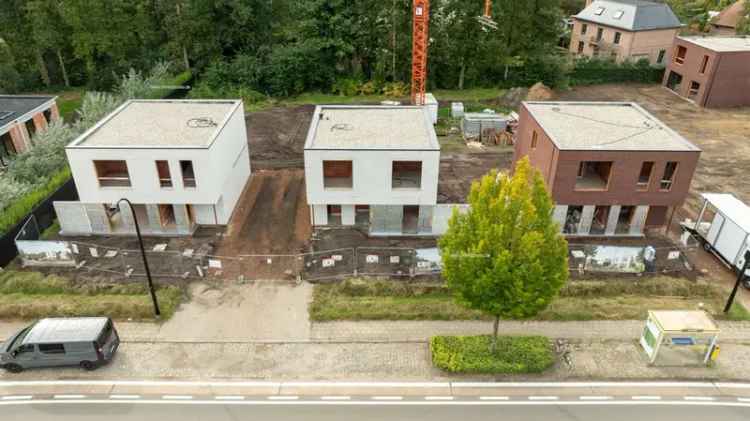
[54,99,250,236]
[304,105,454,235]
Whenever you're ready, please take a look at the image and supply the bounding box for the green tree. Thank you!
[439,158,569,351]
[26,0,73,87]
[738,1,750,35]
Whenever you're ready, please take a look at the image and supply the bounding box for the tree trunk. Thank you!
[36,49,51,87]
[458,58,466,90]
[504,64,509,81]
[391,0,397,80]
[490,315,500,353]
[182,45,190,71]
[56,49,70,87]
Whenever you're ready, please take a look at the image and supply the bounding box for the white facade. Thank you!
[304,105,447,235]
[56,99,250,236]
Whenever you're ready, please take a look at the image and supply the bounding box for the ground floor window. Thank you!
[402,205,419,234]
[616,206,635,234]
[590,205,610,235]
[564,206,583,234]
[355,205,369,225]
[327,204,342,225]
[666,71,682,92]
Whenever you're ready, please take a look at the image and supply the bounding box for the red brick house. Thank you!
[663,36,750,108]
[514,101,701,236]
[0,95,60,164]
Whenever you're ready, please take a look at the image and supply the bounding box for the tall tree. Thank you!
[439,158,569,351]
[26,0,72,87]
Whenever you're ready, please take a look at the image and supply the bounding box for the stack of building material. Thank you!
[461,112,508,144]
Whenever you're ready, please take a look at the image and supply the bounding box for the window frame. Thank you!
[613,31,621,45]
[674,45,687,65]
[699,55,709,74]
[155,160,173,188]
[322,160,353,189]
[657,49,666,64]
[391,160,423,190]
[531,131,538,149]
[575,161,613,192]
[660,161,679,191]
[94,160,131,188]
[179,160,197,189]
[581,23,588,35]
[637,161,654,191]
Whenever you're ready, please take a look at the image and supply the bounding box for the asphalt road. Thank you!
[3,401,750,421]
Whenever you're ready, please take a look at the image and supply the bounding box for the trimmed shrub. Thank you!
[0,168,70,235]
[430,335,555,374]
[570,57,665,86]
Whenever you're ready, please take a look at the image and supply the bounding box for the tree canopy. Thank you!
[439,158,569,349]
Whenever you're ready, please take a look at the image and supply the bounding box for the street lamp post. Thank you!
[116,198,161,317]
[723,250,750,314]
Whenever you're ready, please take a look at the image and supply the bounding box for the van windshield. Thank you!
[6,327,30,351]
[96,320,113,346]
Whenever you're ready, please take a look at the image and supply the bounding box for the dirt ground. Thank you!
[246,105,314,170]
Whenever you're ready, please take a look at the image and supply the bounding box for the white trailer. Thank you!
[683,193,750,286]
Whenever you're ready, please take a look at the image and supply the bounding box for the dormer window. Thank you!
[613,10,624,19]
[595,6,605,15]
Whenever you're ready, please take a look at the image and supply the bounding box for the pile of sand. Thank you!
[526,82,554,101]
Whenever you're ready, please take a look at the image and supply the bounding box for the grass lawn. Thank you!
[310,277,750,322]
[431,335,555,374]
[31,88,83,121]
[0,270,183,321]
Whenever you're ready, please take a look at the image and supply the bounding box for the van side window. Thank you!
[16,344,35,354]
[38,343,66,354]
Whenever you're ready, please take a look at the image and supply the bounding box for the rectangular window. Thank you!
[180,160,196,188]
[38,343,65,354]
[699,55,709,74]
[94,160,131,187]
[323,160,353,188]
[590,206,610,235]
[577,41,584,53]
[156,160,172,188]
[614,32,621,44]
[392,161,422,189]
[581,24,588,35]
[660,162,678,191]
[657,50,666,64]
[688,81,701,100]
[575,161,612,191]
[674,45,687,64]
[531,131,538,149]
[596,28,603,41]
[637,162,653,190]
[563,206,584,234]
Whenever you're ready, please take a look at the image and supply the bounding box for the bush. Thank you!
[0,168,70,235]
[382,81,409,97]
[570,57,664,86]
[430,335,555,374]
[331,77,361,96]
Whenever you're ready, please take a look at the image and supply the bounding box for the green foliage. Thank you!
[439,158,569,325]
[430,335,555,374]
[738,2,750,35]
[570,57,665,86]
[0,168,70,235]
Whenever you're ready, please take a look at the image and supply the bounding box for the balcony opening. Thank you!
[323,160,353,188]
[688,81,701,100]
[590,205,610,235]
[575,161,612,191]
[180,160,196,188]
[616,206,635,234]
[355,205,370,225]
[158,204,176,229]
[564,206,583,234]
[699,55,709,74]
[674,45,687,64]
[94,160,131,187]
[156,160,172,188]
[660,162,678,191]
[666,71,682,92]
[392,161,422,189]
[402,205,419,234]
[327,204,342,225]
[637,162,653,190]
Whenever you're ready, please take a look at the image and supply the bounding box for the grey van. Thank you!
[0,317,119,373]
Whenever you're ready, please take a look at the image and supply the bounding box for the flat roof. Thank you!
[304,105,439,150]
[23,317,109,344]
[702,193,750,233]
[679,36,750,52]
[0,95,56,130]
[523,101,700,152]
[68,100,241,148]
[649,310,719,333]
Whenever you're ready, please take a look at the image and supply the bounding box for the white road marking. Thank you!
[1,396,32,401]
[161,395,193,400]
[215,396,245,401]
[320,396,351,401]
[53,395,86,399]
[109,395,141,400]
[738,398,750,402]
[424,396,454,401]
[579,396,612,401]
[632,396,662,401]
[268,396,299,401]
[528,396,559,401]
[479,396,509,401]
[372,396,403,401]
[684,396,716,401]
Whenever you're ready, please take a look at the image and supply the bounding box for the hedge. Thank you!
[0,167,70,235]
[570,57,665,86]
[430,335,555,374]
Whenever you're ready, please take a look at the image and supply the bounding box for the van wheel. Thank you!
[702,241,712,252]
[3,363,23,373]
[79,361,96,371]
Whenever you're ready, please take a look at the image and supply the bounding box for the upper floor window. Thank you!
[180,160,196,188]
[156,160,172,188]
[596,28,604,41]
[575,161,612,191]
[94,160,131,187]
[674,45,687,64]
[660,162,678,191]
[699,55,709,74]
[531,131,538,149]
[657,50,666,64]
[323,160,353,188]
[613,32,621,45]
[637,162,653,190]
[392,161,422,189]
[581,24,588,35]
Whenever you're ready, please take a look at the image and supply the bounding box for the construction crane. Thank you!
[410,0,496,106]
